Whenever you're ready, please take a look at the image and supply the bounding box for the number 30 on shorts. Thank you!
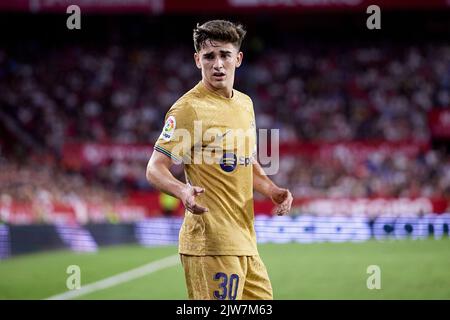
[213,272,239,300]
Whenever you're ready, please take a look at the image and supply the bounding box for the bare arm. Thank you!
[146,150,208,214]
[253,161,293,216]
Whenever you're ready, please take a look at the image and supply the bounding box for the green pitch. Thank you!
[0,239,449,299]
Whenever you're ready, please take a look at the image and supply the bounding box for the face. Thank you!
[194,40,243,97]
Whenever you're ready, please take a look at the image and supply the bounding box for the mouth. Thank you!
[212,72,226,80]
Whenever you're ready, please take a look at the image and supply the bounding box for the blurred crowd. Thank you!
[0,45,196,150]
[272,149,450,200]
[0,42,449,214]
[0,155,122,206]
[244,44,450,142]
[1,44,449,148]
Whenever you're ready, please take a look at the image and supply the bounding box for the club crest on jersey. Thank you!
[161,116,176,141]
[220,153,237,172]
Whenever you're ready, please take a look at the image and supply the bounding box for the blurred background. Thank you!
[0,0,449,299]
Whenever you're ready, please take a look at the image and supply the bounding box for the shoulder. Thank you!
[167,94,198,120]
[178,84,207,106]
[167,85,208,115]
[233,89,255,115]
[233,89,253,105]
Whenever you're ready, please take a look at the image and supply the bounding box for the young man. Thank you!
[146,20,293,300]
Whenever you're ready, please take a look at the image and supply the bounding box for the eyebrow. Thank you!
[203,50,233,56]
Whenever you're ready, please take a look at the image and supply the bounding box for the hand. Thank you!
[270,187,293,216]
[180,184,209,214]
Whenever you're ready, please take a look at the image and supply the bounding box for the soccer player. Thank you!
[146,20,293,300]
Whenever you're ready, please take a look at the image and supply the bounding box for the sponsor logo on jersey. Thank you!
[220,153,237,172]
[219,152,252,172]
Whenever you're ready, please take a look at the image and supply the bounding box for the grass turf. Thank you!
[0,239,449,299]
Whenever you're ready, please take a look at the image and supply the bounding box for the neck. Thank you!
[202,79,233,98]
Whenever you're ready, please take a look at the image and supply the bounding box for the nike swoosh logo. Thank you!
[215,129,231,142]
[202,129,231,151]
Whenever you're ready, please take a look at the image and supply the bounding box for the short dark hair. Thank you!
[193,20,246,52]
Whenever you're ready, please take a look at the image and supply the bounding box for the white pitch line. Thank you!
[46,254,180,300]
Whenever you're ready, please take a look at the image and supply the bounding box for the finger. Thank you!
[284,199,292,212]
[272,206,282,215]
[274,205,284,216]
[185,198,196,213]
[186,197,208,213]
[193,186,205,195]
[276,202,290,216]
[280,192,293,206]
[281,196,293,208]
[276,207,286,216]
[192,203,209,214]
[186,205,208,214]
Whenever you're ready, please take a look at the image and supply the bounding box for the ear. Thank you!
[236,51,243,68]
[194,52,202,69]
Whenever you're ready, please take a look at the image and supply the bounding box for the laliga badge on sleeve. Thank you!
[161,116,176,141]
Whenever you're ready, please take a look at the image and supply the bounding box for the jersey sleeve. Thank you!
[154,102,198,164]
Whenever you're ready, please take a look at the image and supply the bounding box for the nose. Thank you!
[213,56,224,70]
